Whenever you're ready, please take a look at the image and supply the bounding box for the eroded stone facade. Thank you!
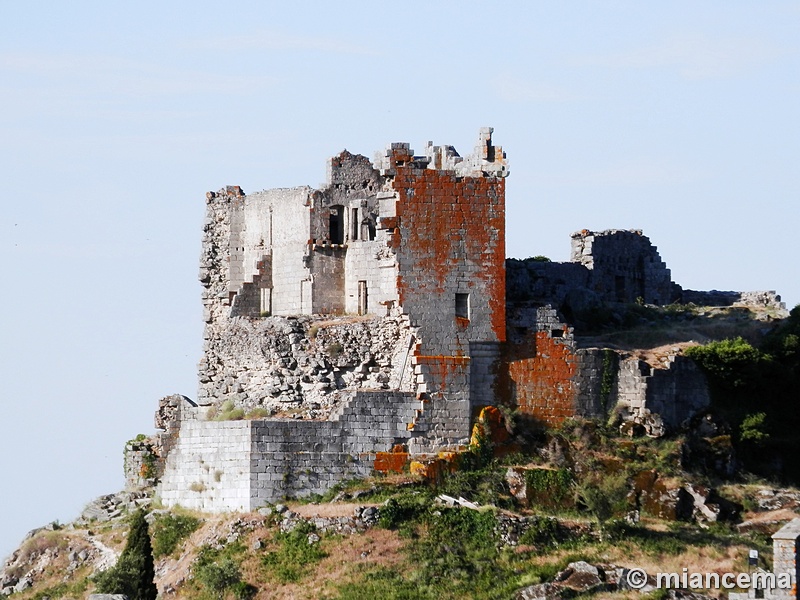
[198,128,507,430]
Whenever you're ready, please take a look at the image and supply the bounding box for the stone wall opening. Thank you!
[358,281,368,315]
[329,205,344,244]
[350,207,359,241]
[455,293,470,320]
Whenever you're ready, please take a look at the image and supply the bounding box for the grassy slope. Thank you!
[8,460,795,600]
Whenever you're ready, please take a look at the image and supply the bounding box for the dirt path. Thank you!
[87,535,118,572]
[290,502,381,518]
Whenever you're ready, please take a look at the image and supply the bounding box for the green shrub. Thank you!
[600,349,618,411]
[193,544,255,600]
[576,472,629,527]
[524,255,551,262]
[246,407,271,419]
[685,338,772,391]
[437,468,512,508]
[524,468,574,510]
[261,521,327,583]
[210,399,246,421]
[518,517,560,547]
[378,492,430,530]
[411,507,504,594]
[740,412,770,444]
[150,513,201,558]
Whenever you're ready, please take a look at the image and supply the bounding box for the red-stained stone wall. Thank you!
[382,137,507,444]
[508,330,578,427]
[391,160,506,354]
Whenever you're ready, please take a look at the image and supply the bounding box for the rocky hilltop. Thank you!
[3,130,799,599]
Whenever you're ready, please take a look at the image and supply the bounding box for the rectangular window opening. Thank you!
[358,281,368,316]
[455,293,470,319]
[329,205,344,244]
[351,208,359,241]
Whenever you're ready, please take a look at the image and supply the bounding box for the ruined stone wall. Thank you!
[506,259,590,306]
[505,305,709,431]
[681,289,787,315]
[159,391,423,509]
[309,248,345,315]
[342,235,398,316]
[570,229,680,305]
[197,314,416,411]
[616,353,710,434]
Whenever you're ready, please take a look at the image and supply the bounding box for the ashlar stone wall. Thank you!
[570,229,679,305]
[158,391,424,509]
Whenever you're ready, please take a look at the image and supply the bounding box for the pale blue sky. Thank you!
[2,2,798,558]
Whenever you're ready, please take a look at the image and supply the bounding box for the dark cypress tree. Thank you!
[95,509,158,600]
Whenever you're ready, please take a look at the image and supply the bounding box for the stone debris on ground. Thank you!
[514,561,715,600]
[78,490,152,524]
[755,489,800,511]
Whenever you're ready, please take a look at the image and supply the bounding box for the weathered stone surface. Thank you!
[633,470,692,521]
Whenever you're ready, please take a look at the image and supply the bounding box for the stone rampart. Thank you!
[159,391,423,509]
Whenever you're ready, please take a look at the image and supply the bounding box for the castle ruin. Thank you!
[144,128,786,510]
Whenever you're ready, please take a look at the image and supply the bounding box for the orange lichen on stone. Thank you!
[374,451,409,473]
[409,459,438,480]
[470,405,510,447]
[392,165,506,345]
[373,444,410,473]
[409,452,461,482]
[414,355,470,393]
[508,331,577,427]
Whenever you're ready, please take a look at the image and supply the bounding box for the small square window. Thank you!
[455,293,470,319]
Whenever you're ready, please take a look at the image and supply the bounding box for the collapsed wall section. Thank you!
[197,315,416,412]
[616,352,710,435]
[505,305,710,432]
[570,229,679,305]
